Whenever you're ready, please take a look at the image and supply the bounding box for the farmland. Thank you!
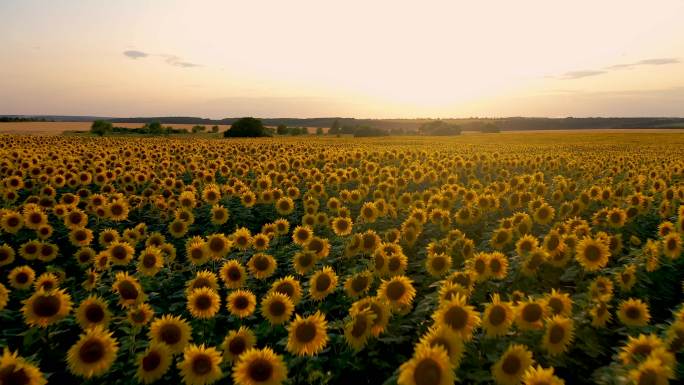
[0,133,683,385]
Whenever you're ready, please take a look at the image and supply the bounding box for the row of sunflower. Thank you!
[0,134,683,385]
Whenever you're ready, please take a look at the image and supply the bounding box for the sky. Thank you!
[1,0,684,119]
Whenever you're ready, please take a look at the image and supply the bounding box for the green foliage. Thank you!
[223,117,270,137]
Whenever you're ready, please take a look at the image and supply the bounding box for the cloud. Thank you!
[123,50,148,59]
[559,70,606,79]
[606,57,680,70]
[160,55,201,68]
[122,50,200,68]
[558,57,679,80]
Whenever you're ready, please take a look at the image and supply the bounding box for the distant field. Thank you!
[2,121,684,135]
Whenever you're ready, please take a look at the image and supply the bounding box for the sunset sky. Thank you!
[1,0,683,118]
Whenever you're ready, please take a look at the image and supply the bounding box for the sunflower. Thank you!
[107,241,135,266]
[137,246,164,276]
[220,260,247,289]
[226,290,257,318]
[273,218,290,235]
[433,294,481,341]
[590,301,612,328]
[397,344,454,385]
[619,334,665,365]
[75,295,111,330]
[98,228,120,247]
[0,243,15,267]
[269,276,302,304]
[628,357,674,385]
[0,283,9,310]
[252,233,270,251]
[618,298,650,327]
[292,251,317,275]
[331,216,353,236]
[187,271,220,293]
[31,241,56,263]
[184,238,209,265]
[274,196,294,216]
[542,315,574,356]
[662,232,682,259]
[232,347,287,385]
[426,253,452,277]
[344,271,373,298]
[149,315,193,354]
[221,327,257,363]
[521,365,564,385]
[378,275,416,309]
[0,210,23,233]
[470,252,491,281]
[0,348,47,385]
[128,303,155,327]
[22,288,72,328]
[74,246,95,266]
[515,298,547,331]
[418,326,464,366]
[168,220,189,238]
[106,199,129,221]
[545,289,573,317]
[309,266,338,301]
[66,326,119,378]
[665,321,684,352]
[177,344,223,385]
[233,227,253,250]
[344,308,376,351]
[18,240,40,261]
[187,288,221,319]
[136,343,172,384]
[487,252,509,280]
[438,281,470,305]
[247,253,277,280]
[482,294,514,338]
[286,312,328,356]
[490,228,513,250]
[210,205,230,225]
[260,292,294,325]
[492,344,534,385]
[616,264,637,292]
[112,272,145,307]
[575,237,610,272]
[69,227,93,247]
[33,272,59,291]
[206,233,232,259]
[588,276,614,303]
[82,269,99,291]
[515,235,539,257]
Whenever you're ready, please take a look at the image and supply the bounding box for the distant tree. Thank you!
[276,124,288,135]
[480,123,501,133]
[316,127,323,135]
[288,127,302,136]
[329,119,340,135]
[353,126,388,137]
[90,120,112,136]
[145,121,164,135]
[192,125,206,133]
[211,125,219,133]
[340,125,355,135]
[418,120,461,136]
[223,117,270,137]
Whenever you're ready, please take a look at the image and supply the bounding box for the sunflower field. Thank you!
[1,133,683,385]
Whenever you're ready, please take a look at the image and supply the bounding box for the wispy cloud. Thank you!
[558,57,679,80]
[123,50,148,59]
[559,70,606,79]
[160,54,201,68]
[122,50,200,68]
